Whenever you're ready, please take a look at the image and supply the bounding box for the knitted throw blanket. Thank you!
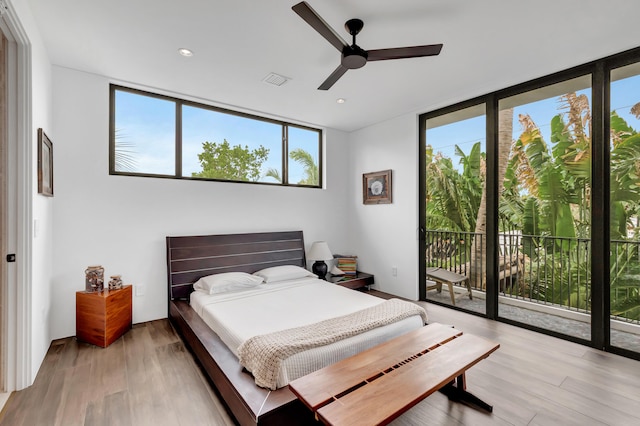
[237,298,428,390]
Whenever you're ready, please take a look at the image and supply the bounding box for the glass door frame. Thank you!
[419,45,640,361]
[602,51,640,358]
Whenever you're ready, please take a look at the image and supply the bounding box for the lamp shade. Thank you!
[307,241,332,261]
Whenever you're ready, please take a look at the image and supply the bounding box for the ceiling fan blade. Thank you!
[318,64,349,90]
[367,44,443,61]
[292,1,348,52]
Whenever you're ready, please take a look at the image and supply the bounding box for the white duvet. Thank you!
[190,277,425,388]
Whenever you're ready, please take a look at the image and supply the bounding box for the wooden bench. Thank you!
[289,323,500,426]
[426,267,472,305]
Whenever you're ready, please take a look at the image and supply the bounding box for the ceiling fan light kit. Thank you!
[292,1,443,90]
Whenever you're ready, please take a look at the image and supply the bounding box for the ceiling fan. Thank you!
[292,1,443,90]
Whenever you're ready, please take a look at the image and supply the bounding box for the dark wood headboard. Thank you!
[166,230,306,300]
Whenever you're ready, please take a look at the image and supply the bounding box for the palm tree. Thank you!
[425,143,483,232]
[469,107,513,289]
[265,148,318,185]
[498,96,591,305]
[290,148,319,185]
[505,94,640,316]
[608,106,640,321]
[610,110,640,239]
[265,168,281,182]
[426,93,640,319]
[114,130,137,172]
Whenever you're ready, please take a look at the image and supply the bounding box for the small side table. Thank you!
[76,285,132,347]
[327,272,374,290]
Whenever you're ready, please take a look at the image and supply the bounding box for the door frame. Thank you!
[0,0,33,392]
[0,20,6,395]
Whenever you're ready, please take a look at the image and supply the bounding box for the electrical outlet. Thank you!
[136,284,145,296]
[392,267,398,277]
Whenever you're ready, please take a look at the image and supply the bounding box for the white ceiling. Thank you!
[25,0,640,132]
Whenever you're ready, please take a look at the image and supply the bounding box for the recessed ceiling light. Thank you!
[178,48,194,57]
[336,98,346,104]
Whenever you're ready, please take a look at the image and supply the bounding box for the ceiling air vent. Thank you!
[262,72,290,87]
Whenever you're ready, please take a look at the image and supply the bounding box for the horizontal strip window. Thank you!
[109,84,322,188]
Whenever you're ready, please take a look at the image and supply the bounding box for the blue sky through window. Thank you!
[181,105,283,181]
[114,89,319,183]
[426,75,640,167]
[115,91,175,175]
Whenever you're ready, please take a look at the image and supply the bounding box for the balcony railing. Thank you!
[425,230,640,325]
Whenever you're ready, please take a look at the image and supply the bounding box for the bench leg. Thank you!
[426,282,442,297]
[447,283,456,305]
[439,374,493,413]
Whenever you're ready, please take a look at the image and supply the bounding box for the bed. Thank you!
[166,231,427,425]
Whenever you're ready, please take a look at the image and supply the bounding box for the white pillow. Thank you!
[193,272,264,295]
[253,265,316,283]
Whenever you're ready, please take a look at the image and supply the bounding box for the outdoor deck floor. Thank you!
[426,286,640,354]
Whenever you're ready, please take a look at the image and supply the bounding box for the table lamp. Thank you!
[307,241,332,280]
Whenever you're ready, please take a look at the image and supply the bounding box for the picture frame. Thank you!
[38,128,54,197]
[363,169,392,204]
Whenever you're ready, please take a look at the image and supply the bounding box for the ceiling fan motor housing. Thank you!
[341,18,367,69]
[342,45,367,69]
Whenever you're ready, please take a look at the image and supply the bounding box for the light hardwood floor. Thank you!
[0,320,234,426]
[1,296,639,425]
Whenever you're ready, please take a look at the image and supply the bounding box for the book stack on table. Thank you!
[334,255,357,275]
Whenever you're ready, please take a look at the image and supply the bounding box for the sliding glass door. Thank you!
[609,62,640,353]
[497,76,592,340]
[423,103,486,315]
[420,46,640,360]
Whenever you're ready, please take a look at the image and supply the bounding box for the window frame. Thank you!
[109,84,323,188]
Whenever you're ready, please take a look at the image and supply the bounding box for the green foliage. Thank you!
[265,148,319,185]
[192,140,269,182]
[290,148,319,185]
[531,116,581,238]
[265,168,281,183]
[610,247,640,319]
[114,129,138,172]
[425,141,483,232]
[610,131,640,240]
[521,197,540,259]
[426,93,640,321]
[611,110,636,137]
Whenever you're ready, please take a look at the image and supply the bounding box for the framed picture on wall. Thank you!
[363,169,392,204]
[38,128,54,197]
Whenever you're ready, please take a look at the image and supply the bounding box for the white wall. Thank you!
[14,0,424,377]
[11,0,54,384]
[15,0,424,371]
[348,114,420,300]
[49,66,351,339]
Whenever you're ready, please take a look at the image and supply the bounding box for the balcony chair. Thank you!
[426,267,472,305]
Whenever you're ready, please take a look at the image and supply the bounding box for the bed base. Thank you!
[166,231,320,425]
[169,300,318,426]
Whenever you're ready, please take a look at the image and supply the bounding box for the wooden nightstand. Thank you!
[327,272,374,290]
[76,285,132,347]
